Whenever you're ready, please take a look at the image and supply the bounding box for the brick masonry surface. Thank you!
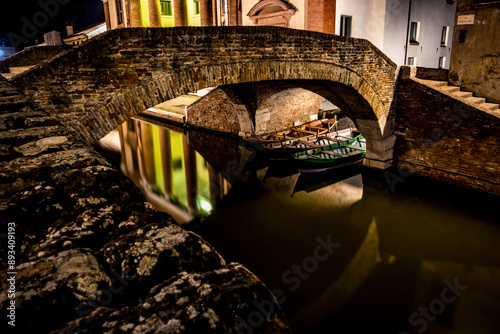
[414,67,449,81]
[0,45,68,73]
[3,26,398,146]
[186,82,324,135]
[187,87,242,134]
[393,77,500,194]
[449,2,500,104]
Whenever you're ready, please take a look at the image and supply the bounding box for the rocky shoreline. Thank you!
[0,76,291,333]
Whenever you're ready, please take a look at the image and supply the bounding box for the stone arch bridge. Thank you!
[9,26,399,169]
[4,26,499,194]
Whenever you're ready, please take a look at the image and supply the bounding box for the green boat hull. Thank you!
[293,136,366,172]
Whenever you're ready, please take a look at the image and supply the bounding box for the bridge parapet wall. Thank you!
[0,45,68,73]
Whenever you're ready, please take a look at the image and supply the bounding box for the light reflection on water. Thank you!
[100,116,500,334]
[100,117,230,223]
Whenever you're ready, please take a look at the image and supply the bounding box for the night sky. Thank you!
[0,0,105,48]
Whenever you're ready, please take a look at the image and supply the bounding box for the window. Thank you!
[408,57,416,66]
[193,0,200,15]
[116,0,123,25]
[220,0,229,26]
[340,15,352,37]
[438,57,446,69]
[441,26,448,46]
[160,0,173,16]
[410,21,419,44]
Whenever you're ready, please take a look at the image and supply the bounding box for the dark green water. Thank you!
[100,116,500,334]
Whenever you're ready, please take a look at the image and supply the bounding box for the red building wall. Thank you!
[308,0,336,34]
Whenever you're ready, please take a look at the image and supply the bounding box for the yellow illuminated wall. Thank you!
[151,126,166,194]
[140,0,150,26]
[161,3,175,28]
[169,130,188,208]
[139,0,200,28]
[187,0,201,27]
[195,151,211,205]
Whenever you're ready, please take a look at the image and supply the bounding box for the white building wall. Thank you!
[382,0,410,65]
[108,0,129,29]
[336,0,455,69]
[242,0,260,26]
[335,0,387,51]
[289,0,306,30]
[108,0,119,29]
[403,0,456,69]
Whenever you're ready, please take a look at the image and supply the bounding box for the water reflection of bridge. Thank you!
[102,117,232,223]
[101,115,368,223]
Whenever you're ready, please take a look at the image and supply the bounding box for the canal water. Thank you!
[99,115,500,334]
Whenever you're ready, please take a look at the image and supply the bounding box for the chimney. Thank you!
[44,31,62,46]
[65,20,74,36]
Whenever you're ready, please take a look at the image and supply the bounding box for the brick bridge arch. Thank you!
[10,26,399,168]
[189,77,396,168]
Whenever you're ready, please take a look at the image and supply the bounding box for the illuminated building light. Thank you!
[198,198,212,212]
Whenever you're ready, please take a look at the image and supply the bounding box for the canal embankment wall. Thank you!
[392,76,500,195]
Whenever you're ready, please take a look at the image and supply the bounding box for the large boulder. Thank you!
[56,263,291,334]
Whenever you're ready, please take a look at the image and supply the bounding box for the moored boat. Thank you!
[292,135,366,172]
[243,116,365,159]
[265,127,361,159]
[243,117,338,145]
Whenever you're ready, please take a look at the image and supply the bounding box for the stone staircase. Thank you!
[418,79,500,117]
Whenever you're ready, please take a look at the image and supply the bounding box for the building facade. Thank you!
[449,0,500,104]
[242,0,336,33]
[63,23,108,46]
[336,0,456,69]
[242,0,456,68]
[102,0,244,29]
[103,0,336,31]
[103,0,457,68]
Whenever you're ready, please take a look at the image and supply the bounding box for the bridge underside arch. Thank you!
[73,61,394,168]
[75,62,386,140]
[187,79,395,169]
[286,80,395,168]
[187,81,326,135]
